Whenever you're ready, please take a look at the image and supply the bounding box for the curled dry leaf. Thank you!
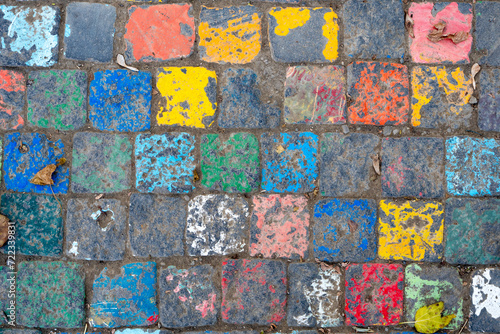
[30,164,57,186]
[0,214,9,247]
[405,12,415,38]
[471,63,481,89]
[193,169,200,182]
[314,258,334,271]
[415,301,456,334]
[427,21,469,44]
[116,54,139,72]
[371,154,381,175]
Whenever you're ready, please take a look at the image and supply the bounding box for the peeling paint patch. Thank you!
[470,269,500,332]
[478,68,500,132]
[0,70,25,130]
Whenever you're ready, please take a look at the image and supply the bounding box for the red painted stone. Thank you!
[0,70,25,130]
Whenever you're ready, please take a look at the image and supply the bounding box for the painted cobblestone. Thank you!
[344,0,404,60]
[199,6,261,64]
[250,195,309,259]
[470,269,500,332]
[445,198,500,265]
[159,265,218,327]
[135,133,195,193]
[381,137,444,198]
[124,4,194,62]
[478,68,500,132]
[0,193,62,257]
[475,2,500,66]
[64,3,116,62]
[219,68,280,128]
[129,194,185,257]
[0,331,40,334]
[89,262,158,328]
[268,7,338,63]
[186,195,248,256]
[284,66,345,124]
[313,199,377,263]
[16,261,85,328]
[345,263,404,326]
[66,198,127,261]
[446,136,500,196]
[89,70,151,132]
[3,132,69,194]
[288,263,342,327]
[261,132,318,193]
[222,259,287,324]
[201,133,259,192]
[27,70,87,130]
[71,132,132,193]
[0,70,25,130]
[348,61,409,125]
[156,67,216,128]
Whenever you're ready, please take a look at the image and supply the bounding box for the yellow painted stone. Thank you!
[378,200,444,261]
[269,7,311,36]
[156,67,217,128]
[322,11,339,61]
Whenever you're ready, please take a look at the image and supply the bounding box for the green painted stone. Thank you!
[201,133,259,193]
[404,264,464,330]
[16,261,85,328]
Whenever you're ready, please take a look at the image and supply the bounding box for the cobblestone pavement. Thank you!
[0,0,498,333]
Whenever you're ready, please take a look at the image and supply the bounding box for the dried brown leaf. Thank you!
[427,22,469,44]
[193,169,200,182]
[30,164,56,186]
[0,214,9,247]
[406,12,415,38]
[471,63,481,89]
[371,154,381,175]
[450,31,469,44]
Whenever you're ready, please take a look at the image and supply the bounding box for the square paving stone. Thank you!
[470,269,500,332]
[288,263,342,327]
[201,133,259,192]
[199,6,261,64]
[116,330,172,334]
[27,70,87,130]
[446,136,500,196]
[313,199,377,263]
[3,132,69,194]
[250,195,309,259]
[411,66,473,129]
[0,70,25,130]
[89,69,151,132]
[125,4,194,62]
[17,261,85,328]
[0,6,60,67]
[64,3,116,62]
[478,68,500,132]
[284,66,345,124]
[72,132,132,193]
[0,193,62,257]
[344,0,405,60]
[348,61,409,125]
[218,68,280,128]
[156,67,217,128]
[222,259,287,324]
[405,264,464,330]
[160,265,218,327]
[320,133,379,197]
[409,2,472,64]
[381,137,444,198]
[345,263,404,326]
[135,133,195,193]
[66,198,126,261]
[90,262,158,328]
[187,195,248,256]
[129,194,185,257]
[445,198,500,265]
[475,2,500,66]
[261,132,318,193]
[0,331,40,334]
[379,200,444,262]
[0,266,15,326]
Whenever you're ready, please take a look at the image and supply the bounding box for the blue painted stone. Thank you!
[382,137,444,198]
[344,0,405,60]
[89,70,151,132]
[135,133,195,193]
[0,70,25,131]
[261,132,318,193]
[0,193,62,257]
[64,3,116,62]
[219,69,280,128]
[446,136,500,196]
[65,199,126,261]
[129,194,185,257]
[475,2,500,66]
[0,266,15,325]
[116,330,171,334]
[470,268,500,332]
[3,132,69,194]
[90,262,159,328]
[320,133,379,196]
[0,6,60,67]
[160,265,218,327]
[478,68,500,132]
[313,199,377,262]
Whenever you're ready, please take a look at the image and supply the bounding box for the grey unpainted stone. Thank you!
[341,125,349,134]
[475,2,500,66]
[478,68,500,132]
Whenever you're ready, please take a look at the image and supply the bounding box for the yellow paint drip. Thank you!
[156,67,217,128]
[269,7,311,36]
[322,11,339,61]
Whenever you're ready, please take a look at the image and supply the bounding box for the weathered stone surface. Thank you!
[478,68,500,132]
[116,330,172,334]
[470,269,500,332]
[0,70,25,130]
[475,2,500,66]
[160,265,218,327]
[0,330,40,334]
[313,199,377,263]
[66,198,126,261]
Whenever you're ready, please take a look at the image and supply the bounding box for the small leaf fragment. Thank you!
[56,158,66,166]
[405,12,415,38]
[0,214,9,247]
[471,63,481,89]
[415,301,456,334]
[116,54,139,72]
[276,145,285,154]
[193,169,200,182]
[371,154,381,175]
[30,164,57,186]
[427,21,469,44]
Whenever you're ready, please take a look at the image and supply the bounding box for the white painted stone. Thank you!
[472,268,500,319]
[303,268,342,327]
